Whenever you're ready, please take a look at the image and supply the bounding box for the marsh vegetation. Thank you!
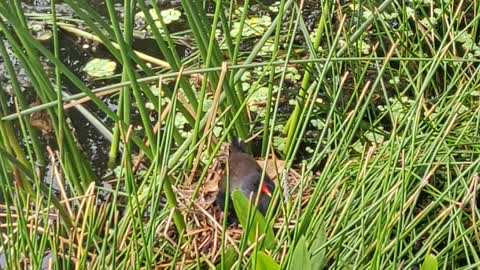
[0,0,479,269]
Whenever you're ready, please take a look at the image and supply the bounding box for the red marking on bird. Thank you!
[262,182,272,197]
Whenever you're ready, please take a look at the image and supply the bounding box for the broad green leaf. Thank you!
[420,254,438,270]
[255,251,280,270]
[289,236,312,270]
[216,247,237,270]
[232,190,275,249]
[310,226,326,270]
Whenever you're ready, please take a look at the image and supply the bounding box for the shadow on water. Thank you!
[8,0,322,179]
[2,0,324,178]
[3,0,187,180]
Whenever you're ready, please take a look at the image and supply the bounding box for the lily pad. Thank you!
[136,8,181,25]
[29,23,53,41]
[160,9,182,24]
[83,58,117,78]
[249,86,269,112]
[230,15,272,38]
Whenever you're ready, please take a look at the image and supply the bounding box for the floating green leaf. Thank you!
[364,128,385,144]
[249,86,269,112]
[29,23,52,41]
[135,8,181,25]
[160,9,182,24]
[82,58,117,78]
[230,15,272,38]
[273,137,286,152]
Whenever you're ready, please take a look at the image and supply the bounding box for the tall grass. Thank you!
[0,0,479,269]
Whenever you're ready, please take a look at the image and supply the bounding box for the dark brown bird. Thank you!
[216,138,275,223]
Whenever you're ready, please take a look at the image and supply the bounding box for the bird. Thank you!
[216,137,275,223]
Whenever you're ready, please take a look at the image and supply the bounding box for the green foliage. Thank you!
[289,236,312,270]
[254,251,280,270]
[232,190,275,249]
[216,247,237,270]
[310,226,326,270]
[1,0,480,269]
[420,254,438,270]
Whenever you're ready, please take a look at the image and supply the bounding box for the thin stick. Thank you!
[58,24,171,69]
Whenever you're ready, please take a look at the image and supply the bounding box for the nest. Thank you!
[156,143,311,269]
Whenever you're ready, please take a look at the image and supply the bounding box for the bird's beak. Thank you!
[261,183,272,197]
